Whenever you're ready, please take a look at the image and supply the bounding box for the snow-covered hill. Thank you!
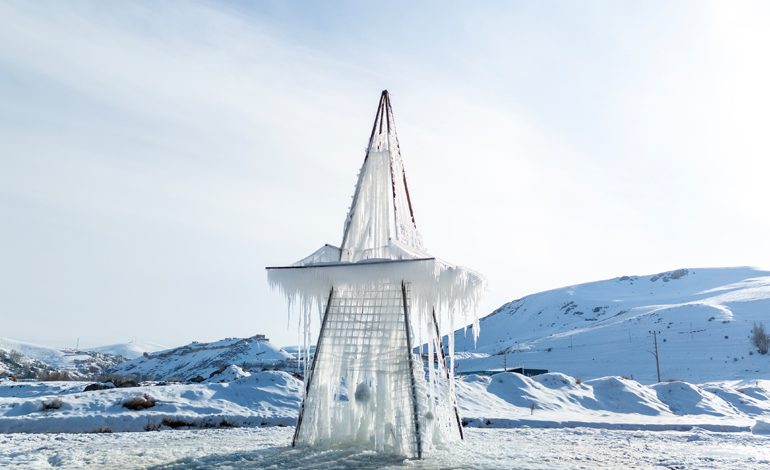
[110,336,293,381]
[87,341,167,360]
[453,267,770,383]
[0,338,122,380]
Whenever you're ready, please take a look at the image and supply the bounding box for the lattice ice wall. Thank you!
[293,282,424,457]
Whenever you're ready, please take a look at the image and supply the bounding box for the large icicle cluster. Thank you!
[340,92,423,263]
[266,90,484,458]
[268,260,483,456]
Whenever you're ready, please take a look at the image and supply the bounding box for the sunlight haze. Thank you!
[1,0,769,349]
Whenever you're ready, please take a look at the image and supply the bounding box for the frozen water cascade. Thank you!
[266,90,485,458]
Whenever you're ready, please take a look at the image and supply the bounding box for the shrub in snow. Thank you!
[751,322,769,354]
[40,370,74,381]
[8,349,23,364]
[41,397,63,411]
[83,382,115,392]
[101,375,140,388]
[122,393,156,410]
[161,418,195,429]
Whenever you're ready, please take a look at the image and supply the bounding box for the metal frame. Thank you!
[292,288,334,447]
[401,281,423,459]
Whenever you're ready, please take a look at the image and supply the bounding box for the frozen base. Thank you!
[2,426,769,469]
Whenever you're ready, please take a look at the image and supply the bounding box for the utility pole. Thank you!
[648,330,661,382]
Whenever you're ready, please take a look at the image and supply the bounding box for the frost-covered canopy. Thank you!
[340,90,424,263]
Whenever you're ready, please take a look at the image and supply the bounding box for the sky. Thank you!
[1,0,769,349]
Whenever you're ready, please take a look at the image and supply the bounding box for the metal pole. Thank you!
[402,281,423,459]
[431,307,464,440]
[653,331,661,383]
[648,330,661,383]
[292,288,334,447]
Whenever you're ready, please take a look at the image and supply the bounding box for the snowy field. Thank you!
[2,426,769,469]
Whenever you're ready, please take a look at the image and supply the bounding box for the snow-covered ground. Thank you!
[2,427,769,469]
[454,267,770,383]
[0,371,301,433]
[3,371,770,435]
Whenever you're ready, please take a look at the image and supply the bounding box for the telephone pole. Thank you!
[648,330,661,382]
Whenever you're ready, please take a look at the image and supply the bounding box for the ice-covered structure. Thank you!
[267,90,485,458]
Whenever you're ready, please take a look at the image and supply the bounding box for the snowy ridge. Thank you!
[0,338,122,380]
[0,338,69,368]
[109,336,292,381]
[87,341,167,360]
[454,267,770,383]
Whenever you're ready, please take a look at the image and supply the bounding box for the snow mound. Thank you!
[207,365,251,383]
[455,372,768,431]
[702,384,770,416]
[585,376,668,415]
[110,336,292,381]
[751,420,770,434]
[534,372,578,389]
[652,381,737,416]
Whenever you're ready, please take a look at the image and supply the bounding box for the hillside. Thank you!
[453,267,770,383]
[110,336,293,381]
[0,338,122,380]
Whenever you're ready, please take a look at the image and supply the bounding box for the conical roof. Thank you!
[340,90,425,262]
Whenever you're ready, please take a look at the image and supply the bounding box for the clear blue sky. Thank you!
[1,0,769,348]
